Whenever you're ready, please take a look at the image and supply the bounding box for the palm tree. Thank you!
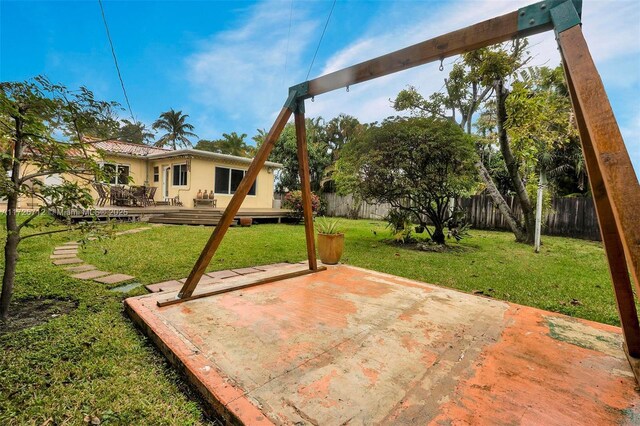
[152,109,197,149]
[218,132,250,157]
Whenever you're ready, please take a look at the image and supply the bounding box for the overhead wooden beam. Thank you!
[176,107,292,299]
[294,105,319,270]
[562,60,640,359]
[557,26,640,294]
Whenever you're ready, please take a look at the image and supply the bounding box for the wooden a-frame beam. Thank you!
[294,104,319,271]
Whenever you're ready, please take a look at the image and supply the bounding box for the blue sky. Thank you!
[2,0,639,174]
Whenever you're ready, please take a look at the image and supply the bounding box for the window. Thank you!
[172,164,188,186]
[153,166,159,183]
[101,163,129,185]
[214,167,256,196]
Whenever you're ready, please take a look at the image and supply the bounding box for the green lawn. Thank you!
[0,218,627,425]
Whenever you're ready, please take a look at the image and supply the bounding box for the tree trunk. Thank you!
[475,160,528,241]
[495,79,535,244]
[432,226,446,245]
[1,194,20,322]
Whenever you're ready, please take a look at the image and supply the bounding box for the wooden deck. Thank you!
[55,206,291,225]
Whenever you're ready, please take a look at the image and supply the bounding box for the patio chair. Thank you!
[131,186,146,207]
[92,182,108,207]
[145,187,157,206]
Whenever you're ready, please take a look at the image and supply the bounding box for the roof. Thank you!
[88,138,283,168]
[147,149,283,168]
[90,139,169,156]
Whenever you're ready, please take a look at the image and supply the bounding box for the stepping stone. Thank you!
[254,262,293,271]
[64,264,97,272]
[205,270,240,280]
[145,280,183,293]
[110,282,143,293]
[53,257,84,265]
[94,274,135,284]
[71,270,111,280]
[55,246,79,251]
[231,267,262,275]
[61,242,80,246]
[50,254,78,259]
[177,275,220,285]
[54,249,78,255]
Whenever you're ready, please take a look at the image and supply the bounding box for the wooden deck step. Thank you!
[148,217,236,226]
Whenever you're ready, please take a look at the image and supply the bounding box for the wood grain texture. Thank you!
[177,107,292,299]
[558,26,640,295]
[562,47,640,357]
[307,11,519,97]
[295,109,318,270]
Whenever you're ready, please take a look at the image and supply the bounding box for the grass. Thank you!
[0,217,628,424]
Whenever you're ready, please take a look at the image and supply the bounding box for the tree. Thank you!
[394,40,541,243]
[338,117,477,244]
[255,119,331,193]
[321,114,365,191]
[195,132,254,157]
[152,109,197,149]
[118,119,154,144]
[0,76,118,321]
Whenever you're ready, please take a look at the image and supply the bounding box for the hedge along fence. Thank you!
[323,192,601,241]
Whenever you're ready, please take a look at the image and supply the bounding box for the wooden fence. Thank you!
[323,192,601,241]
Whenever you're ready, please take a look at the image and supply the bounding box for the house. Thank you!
[91,139,281,209]
[6,139,281,210]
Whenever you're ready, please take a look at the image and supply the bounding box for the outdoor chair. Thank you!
[92,183,108,207]
[145,187,157,206]
[130,186,146,206]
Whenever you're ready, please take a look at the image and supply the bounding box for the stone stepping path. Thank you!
[145,262,303,293]
[51,226,153,293]
[71,270,111,280]
[51,225,300,296]
[95,273,135,284]
[64,264,97,272]
[53,257,84,265]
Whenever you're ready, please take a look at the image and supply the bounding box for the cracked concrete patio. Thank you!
[125,264,640,425]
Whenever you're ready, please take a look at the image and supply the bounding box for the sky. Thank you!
[1,0,639,174]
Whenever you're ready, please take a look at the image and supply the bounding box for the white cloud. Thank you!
[304,0,639,172]
[185,1,319,135]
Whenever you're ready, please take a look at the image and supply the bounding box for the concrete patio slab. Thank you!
[71,270,111,280]
[125,265,640,425]
[94,273,136,284]
[64,264,97,272]
[52,257,84,265]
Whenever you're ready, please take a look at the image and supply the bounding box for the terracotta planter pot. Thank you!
[239,217,252,227]
[317,233,344,265]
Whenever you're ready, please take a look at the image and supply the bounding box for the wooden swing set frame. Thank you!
[159,0,640,380]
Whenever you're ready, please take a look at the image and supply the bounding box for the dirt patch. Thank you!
[0,297,78,336]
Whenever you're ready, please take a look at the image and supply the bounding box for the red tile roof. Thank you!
[89,139,169,156]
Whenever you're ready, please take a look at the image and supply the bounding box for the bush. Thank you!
[283,190,320,223]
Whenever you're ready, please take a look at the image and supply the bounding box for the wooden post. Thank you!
[176,107,292,299]
[294,104,318,270]
[560,37,640,359]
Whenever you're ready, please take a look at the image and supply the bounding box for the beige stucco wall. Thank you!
[148,156,276,209]
[7,153,277,210]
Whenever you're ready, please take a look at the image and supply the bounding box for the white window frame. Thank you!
[172,163,188,187]
[214,166,256,196]
[100,162,130,185]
